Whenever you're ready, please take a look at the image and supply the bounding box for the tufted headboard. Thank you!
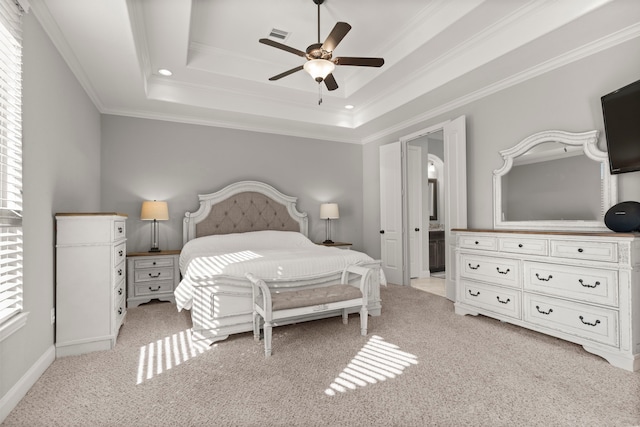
[183,181,309,244]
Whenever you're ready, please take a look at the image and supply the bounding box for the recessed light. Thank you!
[345,104,354,110]
[158,68,172,76]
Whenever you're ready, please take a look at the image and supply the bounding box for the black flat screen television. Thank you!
[601,78,640,174]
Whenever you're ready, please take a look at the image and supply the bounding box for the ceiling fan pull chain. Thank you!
[318,83,323,105]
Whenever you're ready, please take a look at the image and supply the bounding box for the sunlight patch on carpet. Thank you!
[136,328,212,384]
[325,335,418,395]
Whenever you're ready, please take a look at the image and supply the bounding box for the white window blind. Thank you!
[0,0,23,327]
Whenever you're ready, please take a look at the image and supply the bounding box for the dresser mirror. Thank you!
[493,130,618,231]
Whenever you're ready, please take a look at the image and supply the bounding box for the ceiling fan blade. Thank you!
[321,22,351,52]
[268,65,304,81]
[259,38,306,57]
[324,73,338,91]
[334,57,385,67]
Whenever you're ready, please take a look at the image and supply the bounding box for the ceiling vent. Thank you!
[269,28,290,42]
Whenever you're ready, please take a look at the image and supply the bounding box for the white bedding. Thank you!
[175,230,384,311]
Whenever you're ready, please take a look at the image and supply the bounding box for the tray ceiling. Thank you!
[29,0,640,143]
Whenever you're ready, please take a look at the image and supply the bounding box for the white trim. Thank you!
[0,312,28,343]
[0,345,55,423]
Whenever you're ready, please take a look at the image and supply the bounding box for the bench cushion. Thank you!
[268,284,362,311]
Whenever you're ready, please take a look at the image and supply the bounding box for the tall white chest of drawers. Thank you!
[55,213,127,357]
[453,229,640,371]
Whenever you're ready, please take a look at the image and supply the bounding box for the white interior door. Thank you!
[379,142,403,285]
[443,115,467,301]
[407,145,423,279]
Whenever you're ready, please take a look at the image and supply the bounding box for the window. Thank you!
[0,0,25,340]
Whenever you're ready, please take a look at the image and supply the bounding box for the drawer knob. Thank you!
[152,261,157,265]
[149,272,161,278]
[518,243,523,248]
[468,263,480,270]
[535,305,553,315]
[579,315,601,327]
[468,290,480,297]
[535,273,553,282]
[578,248,584,253]
[496,296,510,304]
[578,279,600,288]
[149,286,161,292]
[474,241,479,245]
[496,267,510,275]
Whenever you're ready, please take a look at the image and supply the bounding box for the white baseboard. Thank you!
[0,345,55,423]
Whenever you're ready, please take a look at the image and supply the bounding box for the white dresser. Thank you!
[453,229,640,371]
[55,213,127,357]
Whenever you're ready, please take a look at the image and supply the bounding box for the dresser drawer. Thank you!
[135,281,174,297]
[460,253,519,288]
[550,240,617,262]
[524,261,618,307]
[114,263,125,283]
[458,235,497,251]
[114,279,125,301]
[460,280,521,319]
[114,292,126,328]
[114,242,126,266]
[498,237,548,256]
[134,257,175,269]
[114,220,126,240]
[523,293,618,347]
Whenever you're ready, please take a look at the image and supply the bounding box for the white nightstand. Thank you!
[318,241,352,250]
[127,250,180,307]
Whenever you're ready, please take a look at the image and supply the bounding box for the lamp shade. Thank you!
[140,201,169,221]
[320,203,339,219]
[303,59,336,82]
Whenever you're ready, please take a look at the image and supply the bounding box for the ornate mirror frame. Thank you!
[493,130,618,231]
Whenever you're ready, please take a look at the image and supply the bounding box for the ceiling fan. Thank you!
[259,0,384,92]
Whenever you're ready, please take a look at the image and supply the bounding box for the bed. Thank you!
[175,181,383,345]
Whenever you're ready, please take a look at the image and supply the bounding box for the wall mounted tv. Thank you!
[601,78,640,174]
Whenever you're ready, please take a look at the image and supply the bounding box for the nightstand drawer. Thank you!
[134,267,174,283]
[135,281,174,296]
[134,257,174,269]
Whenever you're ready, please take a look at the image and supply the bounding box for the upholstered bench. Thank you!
[245,265,372,357]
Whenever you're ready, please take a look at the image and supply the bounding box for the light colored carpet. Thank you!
[3,285,640,427]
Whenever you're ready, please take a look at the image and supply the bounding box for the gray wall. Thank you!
[1,12,102,403]
[100,116,364,253]
[362,37,640,259]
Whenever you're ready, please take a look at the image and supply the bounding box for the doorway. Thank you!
[379,116,466,301]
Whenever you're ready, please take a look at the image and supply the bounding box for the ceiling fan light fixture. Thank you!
[303,59,335,82]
